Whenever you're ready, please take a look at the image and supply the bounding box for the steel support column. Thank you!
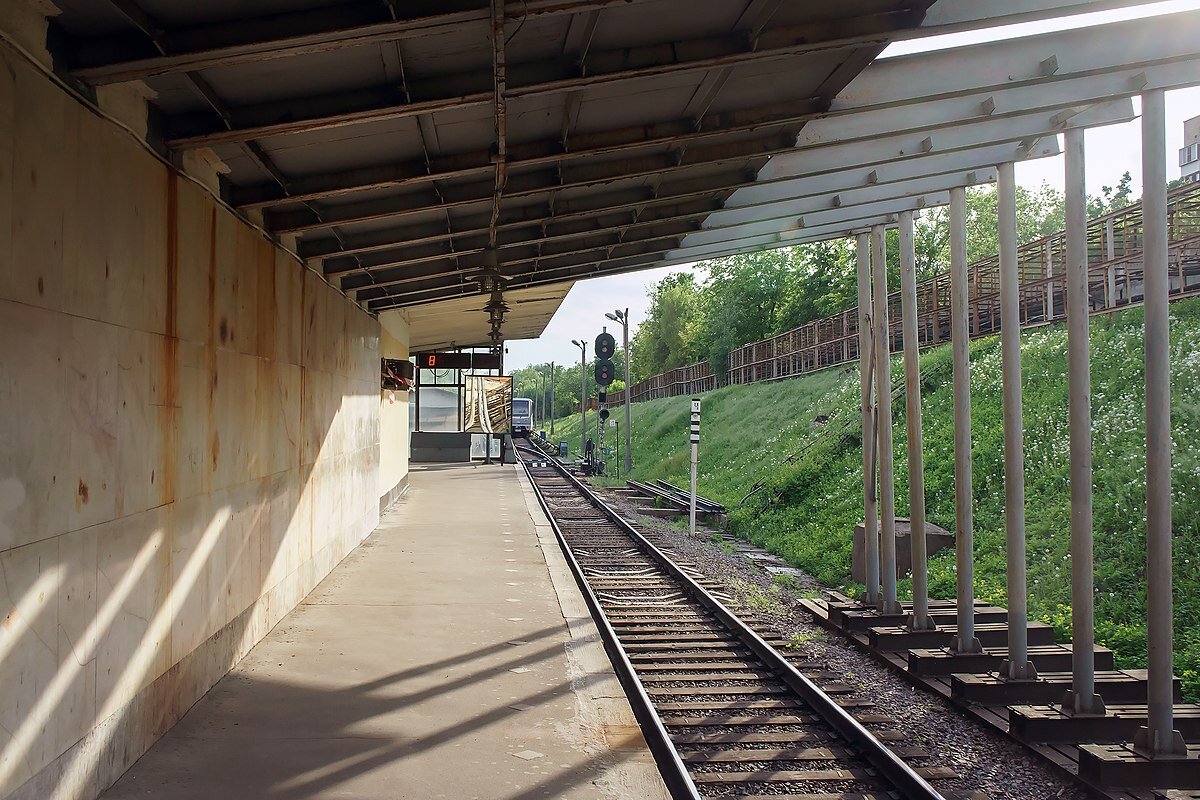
[856,232,880,607]
[871,225,901,615]
[997,162,1037,681]
[1134,88,1186,757]
[899,210,934,630]
[949,186,982,654]
[1063,126,1105,716]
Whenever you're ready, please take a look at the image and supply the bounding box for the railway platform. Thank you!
[98,463,668,800]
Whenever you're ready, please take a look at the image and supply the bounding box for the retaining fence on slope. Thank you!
[600,182,1200,408]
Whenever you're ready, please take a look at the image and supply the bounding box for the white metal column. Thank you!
[856,232,880,606]
[949,186,982,654]
[872,225,901,615]
[1063,126,1105,716]
[997,162,1037,681]
[899,210,934,630]
[1135,88,1186,757]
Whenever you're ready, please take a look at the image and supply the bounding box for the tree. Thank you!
[631,272,703,380]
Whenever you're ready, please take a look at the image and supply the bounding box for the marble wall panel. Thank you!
[6,61,65,312]
[210,211,238,351]
[115,328,171,519]
[54,526,97,759]
[166,491,228,667]
[173,180,214,348]
[0,537,61,797]
[65,316,119,533]
[170,340,210,503]
[272,252,302,367]
[62,110,111,325]
[94,506,171,723]
[0,299,70,551]
[0,45,401,800]
[231,224,259,359]
[0,56,13,305]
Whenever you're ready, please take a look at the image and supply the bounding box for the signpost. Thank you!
[689,398,700,536]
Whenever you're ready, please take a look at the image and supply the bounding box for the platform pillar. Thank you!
[1135,88,1187,758]
[899,211,935,630]
[997,162,1037,681]
[856,231,880,607]
[872,224,901,615]
[949,186,982,654]
[1063,126,1105,716]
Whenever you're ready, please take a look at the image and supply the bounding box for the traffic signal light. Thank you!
[599,407,610,421]
[594,358,616,386]
[594,332,616,359]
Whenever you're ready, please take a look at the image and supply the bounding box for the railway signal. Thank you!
[594,331,616,359]
[594,358,616,386]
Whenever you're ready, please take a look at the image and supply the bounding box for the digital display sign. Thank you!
[415,352,503,371]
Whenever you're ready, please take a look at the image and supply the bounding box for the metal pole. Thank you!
[579,344,587,459]
[689,399,700,536]
[899,211,934,630]
[549,362,556,436]
[624,309,633,474]
[997,162,1037,681]
[856,232,880,607]
[871,225,901,615]
[950,186,982,654]
[1063,126,1104,716]
[1136,89,1186,757]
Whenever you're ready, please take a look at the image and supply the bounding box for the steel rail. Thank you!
[516,444,948,800]
[516,445,701,800]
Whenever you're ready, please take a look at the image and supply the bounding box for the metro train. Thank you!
[512,397,533,437]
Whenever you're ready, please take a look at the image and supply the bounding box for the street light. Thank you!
[605,308,633,474]
[570,339,587,458]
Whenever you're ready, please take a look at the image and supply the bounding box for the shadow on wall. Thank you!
[0,47,385,800]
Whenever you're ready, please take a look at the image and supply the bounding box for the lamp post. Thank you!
[606,309,633,474]
[571,339,587,458]
[549,362,556,436]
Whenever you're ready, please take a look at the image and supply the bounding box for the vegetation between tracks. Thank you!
[545,296,1200,701]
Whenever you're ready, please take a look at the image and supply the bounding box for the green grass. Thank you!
[551,297,1200,701]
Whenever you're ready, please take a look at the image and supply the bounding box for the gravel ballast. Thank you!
[592,485,1091,800]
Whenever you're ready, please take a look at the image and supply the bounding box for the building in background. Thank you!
[1182,114,1200,182]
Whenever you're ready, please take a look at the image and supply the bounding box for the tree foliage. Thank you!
[626,178,1139,378]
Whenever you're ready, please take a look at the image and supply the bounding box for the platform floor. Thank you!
[101,463,666,800]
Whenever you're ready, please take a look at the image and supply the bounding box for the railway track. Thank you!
[515,442,965,800]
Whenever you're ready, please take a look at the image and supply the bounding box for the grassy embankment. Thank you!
[544,297,1200,700]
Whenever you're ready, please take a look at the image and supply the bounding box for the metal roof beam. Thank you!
[684,168,995,247]
[162,11,914,150]
[345,225,696,297]
[365,248,678,311]
[292,92,1123,266]
[232,98,823,209]
[314,195,723,268]
[299,98,1113,268]
[67,0,659,84]
[237,16,1191,214]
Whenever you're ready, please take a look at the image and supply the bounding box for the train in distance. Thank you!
[512,398,533,437]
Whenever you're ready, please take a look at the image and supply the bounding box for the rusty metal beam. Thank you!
[233,97,821,210]
[489,0,507,247]
[316,195,722,272]
[162,10,916,150]
[68,0,662,84]
[347,222,696,296]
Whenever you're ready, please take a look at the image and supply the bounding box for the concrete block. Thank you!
[852,518,954,583]
[66,315,120,533]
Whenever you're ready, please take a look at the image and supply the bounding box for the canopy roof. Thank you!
[46,0,1200,345]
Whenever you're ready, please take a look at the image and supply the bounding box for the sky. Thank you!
[504,1,1200,371]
